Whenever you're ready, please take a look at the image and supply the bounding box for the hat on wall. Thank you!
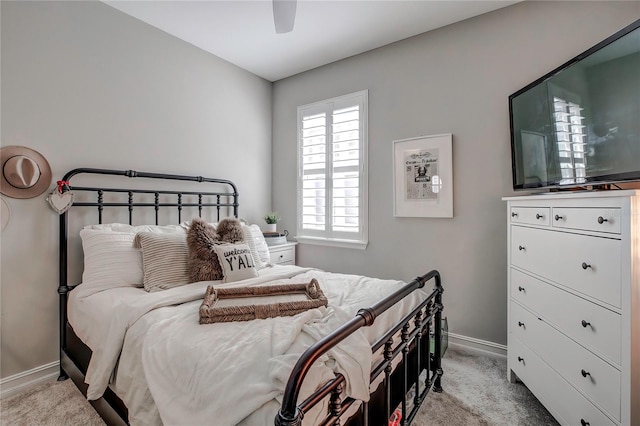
[0,146,52,199]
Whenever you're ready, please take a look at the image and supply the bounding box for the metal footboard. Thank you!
[276,270,444,426]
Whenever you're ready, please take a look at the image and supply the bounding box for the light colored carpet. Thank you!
[413,344,558,425]
[1,344,557,425]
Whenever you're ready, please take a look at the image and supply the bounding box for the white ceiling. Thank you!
[104,0,520,82]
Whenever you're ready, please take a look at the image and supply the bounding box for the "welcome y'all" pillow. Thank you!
[212,243,258,283]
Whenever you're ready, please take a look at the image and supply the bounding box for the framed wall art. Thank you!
[393,134,453,218]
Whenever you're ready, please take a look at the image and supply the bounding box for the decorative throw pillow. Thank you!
[241,224,266,270]
[212,243,258,283]
[80,229,143,289]
[242,224,271,267]
[186,217,246,283]
[215,217,245,243]
[187,218,223,282]
[136,231,190,292]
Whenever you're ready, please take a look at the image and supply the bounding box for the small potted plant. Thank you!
[263,212,280,232]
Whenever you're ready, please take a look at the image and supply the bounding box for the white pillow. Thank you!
[136,231,190,292]
[242,224,271,269]
[80,229,143,289]
[212,243,258,283]
[85,223,187,234]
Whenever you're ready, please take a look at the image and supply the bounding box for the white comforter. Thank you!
[68,265,429,426]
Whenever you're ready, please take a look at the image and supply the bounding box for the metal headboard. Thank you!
[57,168,238,378]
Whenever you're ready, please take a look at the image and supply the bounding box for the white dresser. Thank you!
[504,190,639,426]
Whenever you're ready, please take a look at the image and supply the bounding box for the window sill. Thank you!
[295,236,368,250]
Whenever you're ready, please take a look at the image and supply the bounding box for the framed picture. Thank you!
[393,134,453,218]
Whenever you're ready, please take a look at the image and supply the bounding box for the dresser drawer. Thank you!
[510,207,550,226]
[509,337,616,426]
[510,269,621,365]
[551,207,621,234]
[511,226,621,308]
[510,302,621,420]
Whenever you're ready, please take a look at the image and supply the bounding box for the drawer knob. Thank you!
[581,262,592,270]
[517,356,524,363]
[518,245,525,251]
[554,214,563,221]
[511,212,518,217]
[581,320,591,328]
[597,216,608,224]
[581,369,591,378]
[518,321,525,328]
[580,420,590,426]
[536,213,543,219]
[518,286,525,292]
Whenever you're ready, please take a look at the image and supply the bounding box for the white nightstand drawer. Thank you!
[511,226,621,308]
[268,243,296,265]
[511,302,621,420]
[510,207,551,226]
[551,207,621,234]
[509,337,616,426]
[510,269,621,365]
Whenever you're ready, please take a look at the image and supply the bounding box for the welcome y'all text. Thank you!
[222,248,254,271]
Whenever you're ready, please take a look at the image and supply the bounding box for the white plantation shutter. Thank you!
[297,91,368,248]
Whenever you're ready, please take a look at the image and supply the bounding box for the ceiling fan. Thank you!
[272,0,297,33]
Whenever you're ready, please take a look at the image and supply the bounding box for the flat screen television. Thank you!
[509,19,640,191]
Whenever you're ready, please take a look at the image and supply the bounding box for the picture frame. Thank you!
[393,134,453,218]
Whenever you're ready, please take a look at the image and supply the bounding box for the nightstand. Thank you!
[268,242,297,266]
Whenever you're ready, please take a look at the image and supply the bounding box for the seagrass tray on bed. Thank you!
[199,278,328,324]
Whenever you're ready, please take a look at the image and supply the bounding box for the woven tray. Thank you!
[199,278,328,324]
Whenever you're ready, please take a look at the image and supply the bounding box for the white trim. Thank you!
[0,361,59,399]
[295,235,368,250]
[446,332,507,357]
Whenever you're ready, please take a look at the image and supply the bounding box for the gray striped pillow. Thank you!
[136,231,189,292]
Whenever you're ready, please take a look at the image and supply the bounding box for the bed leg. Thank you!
[433,368,443,393]
[57,370,68,381]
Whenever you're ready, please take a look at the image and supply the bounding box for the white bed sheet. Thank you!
[68,265,431,426]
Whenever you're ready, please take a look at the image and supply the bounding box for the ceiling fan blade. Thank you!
[273,0,297,34]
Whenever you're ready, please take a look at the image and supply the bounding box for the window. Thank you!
[297,90,368,249]
[553,96,587,185]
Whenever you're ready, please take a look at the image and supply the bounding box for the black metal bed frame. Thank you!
[57,168,444,426]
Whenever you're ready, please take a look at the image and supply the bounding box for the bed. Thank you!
[56,168,444,426]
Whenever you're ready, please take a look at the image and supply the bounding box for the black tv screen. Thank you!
[509,19,640,191]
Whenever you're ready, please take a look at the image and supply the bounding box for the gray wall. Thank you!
[1,1,271,378]
[272,1,640,346]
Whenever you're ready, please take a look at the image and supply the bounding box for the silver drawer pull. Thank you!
[554,214,563,221]
[597,216,609,224]
[581,320,591,328]
[581,262,592,270]
[536,213,543,219]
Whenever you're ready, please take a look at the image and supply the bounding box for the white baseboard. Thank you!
[0,361,59,399]
[446,332,507,357]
